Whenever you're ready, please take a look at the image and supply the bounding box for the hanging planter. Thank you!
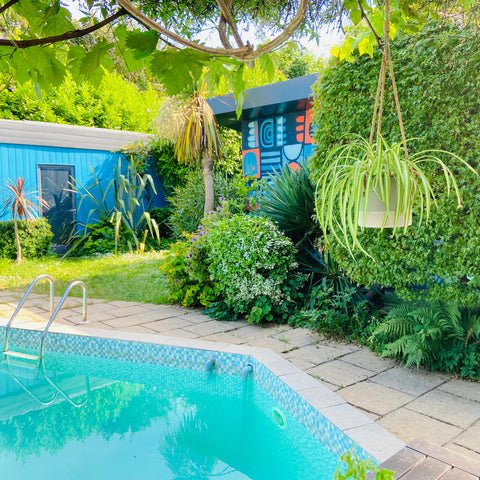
[314,0,477,258]
[315,134,475,258]
[358,177,412,229]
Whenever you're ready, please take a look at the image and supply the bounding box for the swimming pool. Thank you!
[0,326,401,479]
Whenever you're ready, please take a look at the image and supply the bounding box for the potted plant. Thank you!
[314,0,476,258]
[315,134,475,257]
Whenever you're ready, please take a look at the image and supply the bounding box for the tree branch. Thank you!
[0,8,127,48]
[117,0,252,58]
[118,0,308,61]
[253,0,308,57]
[219,0,233,49]
[0,0,19,16]
[216,0,244,48]
[357,0,383,50]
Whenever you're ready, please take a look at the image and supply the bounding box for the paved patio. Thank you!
[1,289,479,469]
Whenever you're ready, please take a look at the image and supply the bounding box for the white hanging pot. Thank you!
[358,178,413,229]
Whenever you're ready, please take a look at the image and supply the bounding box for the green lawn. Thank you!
[0,252,170,304]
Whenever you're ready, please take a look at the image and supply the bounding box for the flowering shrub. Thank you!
[159,202,231,307]
[159,228,215,307]
[205,215,303,323]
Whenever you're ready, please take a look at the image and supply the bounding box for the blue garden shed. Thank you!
[209,73,318,179]
[0,119,161,244]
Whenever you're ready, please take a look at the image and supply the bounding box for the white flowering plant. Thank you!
[204,214,304,323]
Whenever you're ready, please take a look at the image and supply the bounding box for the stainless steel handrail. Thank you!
[39,280,88,358]
[43,371,90,408]
[3,274,54,354]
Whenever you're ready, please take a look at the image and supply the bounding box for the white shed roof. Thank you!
[0,119,151,151]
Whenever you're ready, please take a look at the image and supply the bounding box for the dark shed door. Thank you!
[38,165,76,244]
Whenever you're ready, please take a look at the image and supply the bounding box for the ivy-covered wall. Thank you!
[310,21,480,305]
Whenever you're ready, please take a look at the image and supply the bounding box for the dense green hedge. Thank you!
[0,72,161,133]
[0,218,52,259]
[310,21,480,305]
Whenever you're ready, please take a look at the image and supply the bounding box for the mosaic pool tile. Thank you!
[1,326,371,461]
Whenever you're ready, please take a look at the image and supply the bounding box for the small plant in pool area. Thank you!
[334,447,394,480]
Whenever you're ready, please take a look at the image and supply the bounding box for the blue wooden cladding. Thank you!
[0,143,122,227]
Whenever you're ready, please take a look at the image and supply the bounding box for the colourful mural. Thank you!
[241,107,314,179]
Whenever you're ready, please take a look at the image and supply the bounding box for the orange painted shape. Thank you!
[289,162,301,172]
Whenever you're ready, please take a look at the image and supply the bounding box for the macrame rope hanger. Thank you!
[367,0,409,160]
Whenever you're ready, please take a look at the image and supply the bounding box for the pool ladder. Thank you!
[2,274,88,365]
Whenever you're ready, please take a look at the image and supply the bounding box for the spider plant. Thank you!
[315,134,477,258]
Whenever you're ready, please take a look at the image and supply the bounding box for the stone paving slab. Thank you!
[449,421,480,454]
[439,379,480,404]
[408,390,480,429]
[378,408,463,445]
[271,327,319,348]
[372,366,450,396]
[285,342,358,365]
[340,348,398,373]
[143,317,194,333]
[308,359,375,388]
[339,381,416,416]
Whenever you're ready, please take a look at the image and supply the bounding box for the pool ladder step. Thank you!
[2,275,89,364]
[3,350,40,361]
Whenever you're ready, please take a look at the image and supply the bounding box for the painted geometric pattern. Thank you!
[241,107,314,179]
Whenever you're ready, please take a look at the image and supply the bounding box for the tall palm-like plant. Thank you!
[157,81,223,216]
[1,178,48,264]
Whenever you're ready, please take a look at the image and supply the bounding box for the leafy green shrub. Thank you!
[69,219,133,256]
[150,140,194,192]
[168,170,262,238]
[371,301,480,379]
[310,21,480,304]
[205,214,302,323]
[159,211,222,307]
[293,248,371,338]
[0,217,52,259]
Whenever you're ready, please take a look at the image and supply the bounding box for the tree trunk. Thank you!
[202,153,215,216]
[13,216,22,264]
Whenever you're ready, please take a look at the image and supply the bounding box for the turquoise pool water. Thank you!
[0,329,362,479]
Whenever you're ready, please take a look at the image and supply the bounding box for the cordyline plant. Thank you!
[157,81,223,216]
[1,178,48,264]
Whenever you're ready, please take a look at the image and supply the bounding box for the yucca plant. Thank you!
[259,165,319,246]
[157,81,223,216]
[315,134,476,257]
[1,178,48,264]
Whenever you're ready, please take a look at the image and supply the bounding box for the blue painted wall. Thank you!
[0,143,166,227]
